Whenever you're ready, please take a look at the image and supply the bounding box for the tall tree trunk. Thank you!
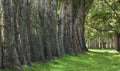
[2,0,22,70]
[73,0,89,52]
[63,0,75,55]
[35,0,46,61]
[26,0,39,62]
[0,3,3,68]
[18,0,31,66]
[49,0,60,57]
[58,0,65,55]
[41,0,55,60]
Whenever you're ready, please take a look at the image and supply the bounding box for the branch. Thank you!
[87,24,117,33]
[85,0,94,16]
[104,0,120,20]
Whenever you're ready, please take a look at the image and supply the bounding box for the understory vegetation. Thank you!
[1,49,120,71]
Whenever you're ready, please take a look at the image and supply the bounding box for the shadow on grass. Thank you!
[1,49,120,71]
[46,49,120,71]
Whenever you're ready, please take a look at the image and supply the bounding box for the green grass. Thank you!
[1,49,120,71]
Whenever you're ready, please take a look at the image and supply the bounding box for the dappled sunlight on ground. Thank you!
[1,49,120,71]
[89,49,118,53]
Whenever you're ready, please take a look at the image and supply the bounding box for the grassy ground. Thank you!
[1,49,120,71]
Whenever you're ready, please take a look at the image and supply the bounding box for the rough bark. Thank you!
[58,0,65,55]
[63,0,75,55]
[18,0,31,66]
[0,0,94,70]
[2,0,22,70]
[49,0,60,57]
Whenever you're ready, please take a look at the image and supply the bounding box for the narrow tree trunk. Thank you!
[0,1,3,68]
[116,33,120,51]
[58,0,65,55]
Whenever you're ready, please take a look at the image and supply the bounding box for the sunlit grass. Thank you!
[89,49,118,53]
[1,49,120,71]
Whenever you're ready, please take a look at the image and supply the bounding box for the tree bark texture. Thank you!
[0,0,93,70]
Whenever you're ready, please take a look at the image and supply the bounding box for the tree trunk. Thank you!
[63,0,75,55]
[72,0,90,53]
[18,0,31,66]
[0,0,94,70]
[116,33,120,51]
[58,0,66,56]
[0,1,3,68]
[2,0,22,70]
[49,0,60,57]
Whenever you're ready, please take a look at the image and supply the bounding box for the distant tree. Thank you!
[85,0,120,51]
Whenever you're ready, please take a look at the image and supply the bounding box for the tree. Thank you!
[0,1,3,68]
[85,0,120,50]
[0,0,94,70]
[2,0,22,70]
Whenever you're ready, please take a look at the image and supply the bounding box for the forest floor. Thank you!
[1,49,120,71]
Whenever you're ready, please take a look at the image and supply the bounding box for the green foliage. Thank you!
[1,49,120,71]
[85,0,120,40]
[57,0,61,14]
